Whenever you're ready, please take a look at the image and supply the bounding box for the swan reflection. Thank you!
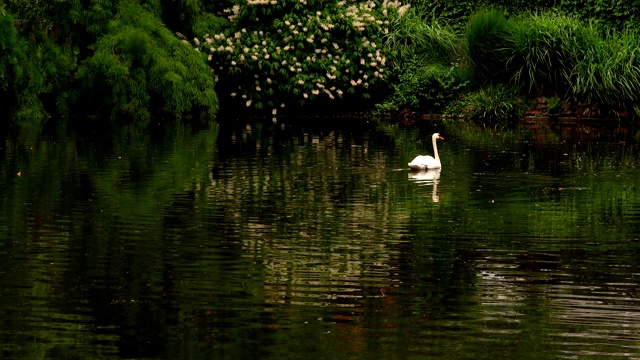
[408,169,441,202]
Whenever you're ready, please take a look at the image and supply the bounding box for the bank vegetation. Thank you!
[2,0,640,129]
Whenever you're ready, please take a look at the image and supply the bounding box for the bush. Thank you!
[75,2,218,124]
[195,0,412,115]
[509,13,596,96]
[377,8,469,114]
[466,9,514,85]
[568,28,640,108]
[384,8,462,70]
[450,84,525,123]
[376,63,469,113]
[0,5,75,126]
[465,10,640,114]
[0,7,29,124]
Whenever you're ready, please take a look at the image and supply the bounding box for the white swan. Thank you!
[408,133,444,170]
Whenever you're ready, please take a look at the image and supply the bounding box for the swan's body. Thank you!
[408,133,444,170]
[408,155,439,170]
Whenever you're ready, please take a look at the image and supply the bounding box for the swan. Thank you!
[408,133,444,170]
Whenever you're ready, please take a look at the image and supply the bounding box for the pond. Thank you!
[1,118,640,359]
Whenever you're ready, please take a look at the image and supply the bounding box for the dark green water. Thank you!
[1,119,640,359]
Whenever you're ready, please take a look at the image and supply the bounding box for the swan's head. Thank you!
[432,133,444,141]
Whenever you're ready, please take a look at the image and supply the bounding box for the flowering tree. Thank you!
[192,0,410,115]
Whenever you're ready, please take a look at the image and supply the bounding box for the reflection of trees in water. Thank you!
[471,247,640,356]
[0,125,222,359]
[205,129,409,308]
[5,120,640,357]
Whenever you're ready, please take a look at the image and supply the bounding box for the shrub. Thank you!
[376,63,469,113]
[0,7,30,124]
[465,10,640,115]
[195,0,412,115]
[75,2,218,123]
[384,8,462,71]
[377,8,469,114]
[452,84,525,123]
[0,5,75,126]
[466,9,515,85]
[568,28,640,108]
[509,13,596,97]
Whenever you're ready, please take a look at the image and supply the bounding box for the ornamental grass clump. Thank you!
[466,9,514,85]
[458,84,525,123]
[194,0,410,115]
[509,13,640,110]
[569,28,640,108]
[465,9,640,117]
[509,13,594,96]
[383,8,461,70]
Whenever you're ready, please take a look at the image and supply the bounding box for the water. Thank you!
[1,119,640,359]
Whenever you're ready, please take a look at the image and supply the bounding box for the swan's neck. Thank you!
[432,137,440,162]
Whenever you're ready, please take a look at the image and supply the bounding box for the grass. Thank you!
[465,9,514,85]
[465,9,640,116]
[380,8,470,114]
[384,8,463,71]
[509,13,590,96]
[569,28,640,108]
[448,84,525,123]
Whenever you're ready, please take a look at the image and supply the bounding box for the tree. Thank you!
[196,0,411,115]
[74,2,218,123]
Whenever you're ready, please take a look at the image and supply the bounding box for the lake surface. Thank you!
[1,118,640,359]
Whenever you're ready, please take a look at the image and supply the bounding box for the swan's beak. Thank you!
[438,135,444,140]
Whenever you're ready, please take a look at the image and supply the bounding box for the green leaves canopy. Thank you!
[75,2,218,123]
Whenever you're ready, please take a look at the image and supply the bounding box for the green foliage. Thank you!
[159,0,216,35]
[0,8,29,123]
[0,6,76,126]
[384,8,462,71]
[546,96,562,117]
[558,0,640,30]
[377,8,469,114]
[464,10,640,114]
[1,0,225,126]
[410,0,640,32]
[466,9,514,85]
[449,84,525,123]
[196,0,411,114]
[192,13,230,38]
[376,64,469,113]
[3,0,640,125]
[75,2,218,123]
[568,28,640,108]
[409,0,477,33]
[508,13,597,96]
